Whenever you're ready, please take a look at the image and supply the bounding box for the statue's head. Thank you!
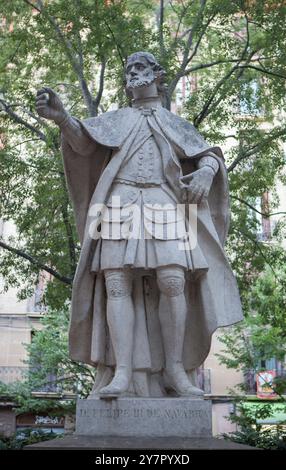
[125,51,166,95]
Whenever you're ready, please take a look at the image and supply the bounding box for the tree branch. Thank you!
[0,99,47,142]
[233,228,280,281]
[192,15,251,126]
[167,2,215,102]
[23,0,98,117]
[171,0,190,42]
[73,23,96,115]
[193,62,241,127]
[228,127,286,172]
[231,196,286,218]
[0,240,72,285]
[158,0,165,56]
[193,44,256,127]
[0,40,24,73]
[185,12,216,67]
[102,17,124,67]
[23,0,41,13]
[238,64,286,80]
[2,102,49,128]
[184,58,242,75]
[181,0,207,69]
[13,138,42,147]
[92,59,106,116]
[182,54,279,76]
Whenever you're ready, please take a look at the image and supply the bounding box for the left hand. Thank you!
[180,167,214,204]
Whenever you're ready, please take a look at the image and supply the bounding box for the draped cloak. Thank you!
[61,105,243,395]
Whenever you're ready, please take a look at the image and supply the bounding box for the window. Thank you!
[238,80,263,116]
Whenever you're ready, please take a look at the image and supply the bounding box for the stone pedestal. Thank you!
[25,435,256,450]
[76,397,212,438]
[25,397,256,451]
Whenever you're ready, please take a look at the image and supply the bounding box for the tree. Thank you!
[1,0,286,302]
[218,264,286,377]
[0,306,93,415]
[217,264,286,448]
[0,0,286,416]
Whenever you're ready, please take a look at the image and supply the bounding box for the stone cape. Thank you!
[61,105,243,396]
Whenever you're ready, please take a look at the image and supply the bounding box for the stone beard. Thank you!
[126,63,156,89]
[36,51,243,400]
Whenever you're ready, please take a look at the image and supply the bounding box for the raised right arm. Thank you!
[58,115,95,156]
[36,87,95,156]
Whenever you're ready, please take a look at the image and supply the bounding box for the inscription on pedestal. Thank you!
[76,398,212,438]
[79,407,209,419]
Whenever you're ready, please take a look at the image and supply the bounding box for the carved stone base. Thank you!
[76,397,212,438]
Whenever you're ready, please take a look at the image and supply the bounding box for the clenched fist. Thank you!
[36,87,68,124]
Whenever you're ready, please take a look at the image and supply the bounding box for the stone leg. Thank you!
[156,265,204,396]
[99,269,134,397]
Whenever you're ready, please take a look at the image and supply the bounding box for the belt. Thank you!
[114,177,167,188]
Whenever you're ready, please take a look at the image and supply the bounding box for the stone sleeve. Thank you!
[59,115,96,156]
[197,152,219,176]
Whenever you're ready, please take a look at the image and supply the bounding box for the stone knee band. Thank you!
[156,267,185,297]
[104,269,133,299]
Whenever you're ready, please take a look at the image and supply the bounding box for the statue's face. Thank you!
[125,56,156,91]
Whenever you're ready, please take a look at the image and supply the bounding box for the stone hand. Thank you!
[180,167,214,204]
[36,87,68,124]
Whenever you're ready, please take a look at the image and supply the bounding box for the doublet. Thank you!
[116,114,166,186]
[91,110,209,275]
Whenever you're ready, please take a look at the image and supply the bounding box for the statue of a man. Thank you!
[36,51,242,398]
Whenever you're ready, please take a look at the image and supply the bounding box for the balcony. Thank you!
[0,366,62,393]
[244,369,286,396]
[0,366,27,385]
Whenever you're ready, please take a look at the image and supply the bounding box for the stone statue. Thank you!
[36,51,243,399]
